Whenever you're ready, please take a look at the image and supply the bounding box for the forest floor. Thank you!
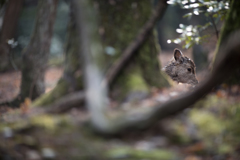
[0,52,240,160]
[0,50,198,103]
[0,67,63,103]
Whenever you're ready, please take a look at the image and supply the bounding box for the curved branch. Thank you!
[92,30,240,134]
[3,2,240,137]
[2,31,240,131]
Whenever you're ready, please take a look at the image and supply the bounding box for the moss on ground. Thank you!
[106,146,176,160]
[167,94,240,155]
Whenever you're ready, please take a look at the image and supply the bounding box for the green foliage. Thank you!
[168,23,211,48]
[167,0,230,48]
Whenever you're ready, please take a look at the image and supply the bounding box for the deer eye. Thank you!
[187,68,191,72]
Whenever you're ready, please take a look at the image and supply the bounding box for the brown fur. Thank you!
[163,49,198,85]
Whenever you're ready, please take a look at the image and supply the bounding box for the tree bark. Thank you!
[212,0,240,84]
[33,0,170,106]
[4,31,240,130]
[20,0,58,101]
[1,2,240,158]
[0,0,23,71]
[57,31,239,135]
[11,30,240,135]
[32,1,83,107]
[103,0,169,87]
[97,0,170,100]
[69,0,240,135]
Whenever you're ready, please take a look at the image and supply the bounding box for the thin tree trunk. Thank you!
[0,0,23,71]
[212,0,240,84]
[20,0,58,101]
[32,2,83,107]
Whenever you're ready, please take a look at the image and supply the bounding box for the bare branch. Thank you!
[2,31,240,130]
[3,2,240,137]
[34,32,240,135]
[45,91,85,113]
[210,14,219,39]
[91,30,240,134]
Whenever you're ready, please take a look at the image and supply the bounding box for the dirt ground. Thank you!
[0,67,63,103]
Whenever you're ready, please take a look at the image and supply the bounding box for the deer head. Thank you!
[163,48,198,86]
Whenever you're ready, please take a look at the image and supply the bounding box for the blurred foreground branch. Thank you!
[71,0,240,134]
[2,31,240,132]
[2,1,240,136]
[82,30,239,134]
[96,32,240,135]
[94,30,240,134]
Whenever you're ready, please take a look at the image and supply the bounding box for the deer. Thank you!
[162,48,198,86]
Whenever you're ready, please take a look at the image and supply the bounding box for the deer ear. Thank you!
[174,49,183,61]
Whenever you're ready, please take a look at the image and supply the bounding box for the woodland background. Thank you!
[0,0,239,160]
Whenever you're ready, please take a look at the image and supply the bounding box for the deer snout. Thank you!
[187,76,198,86]
[191,78,198,85]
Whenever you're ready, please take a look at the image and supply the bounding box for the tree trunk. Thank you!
[2,1,240,159]
[20,0,58,101]
[212,0,240,84]
[33,0,170,106]
[0,0,23,71]
[32,4,83,106]
[97,0,170,100]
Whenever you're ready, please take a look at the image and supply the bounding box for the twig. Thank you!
[210,14,219,39]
